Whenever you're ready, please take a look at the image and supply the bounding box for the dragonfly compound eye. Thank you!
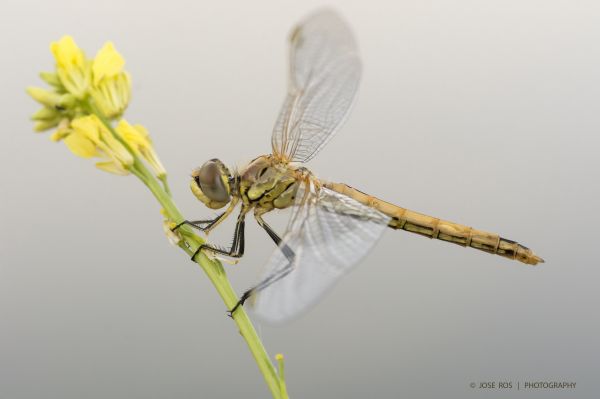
[190,159,232,209]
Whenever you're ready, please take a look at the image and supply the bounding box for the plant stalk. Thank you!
[92,108,286,399]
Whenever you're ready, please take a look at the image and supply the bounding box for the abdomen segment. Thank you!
[323,182,544,265]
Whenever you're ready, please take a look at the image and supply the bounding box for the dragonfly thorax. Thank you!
[239,155,302,211]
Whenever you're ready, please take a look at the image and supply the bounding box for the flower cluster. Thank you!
[27,36,164,178]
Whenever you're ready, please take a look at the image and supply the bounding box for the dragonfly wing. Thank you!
[271,9,361,163]
[250,184,390,323]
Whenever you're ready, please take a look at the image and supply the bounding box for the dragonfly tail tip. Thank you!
[531,254,545,265]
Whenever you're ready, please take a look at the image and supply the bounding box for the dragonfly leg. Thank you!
[171,215,224,233]
[192,210,246,262]
[227,261,296,317]
[255,213,295,259]
[228,214,296,317]
[228,289,253,317]
[172,198,239,234]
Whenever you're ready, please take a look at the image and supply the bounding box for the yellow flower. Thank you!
[51,36,85,70]
[26,87,77,132]
[27,87,76,108]
[92,42,125,85]
[30,107,62,132]
[116,119,166,177]
[30,38,140,176]
[65,115,134,175]
[50,36,91,99]
[29,37,132,144]
[26,87,62,108]
[90,43,131,118]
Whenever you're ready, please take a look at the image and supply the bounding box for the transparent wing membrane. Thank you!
[251,9,375,323]
[271,9,361,163]
[251,183,390,323]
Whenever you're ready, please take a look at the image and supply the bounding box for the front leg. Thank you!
[172,198,238,235]
[172,216,223,233]
[191,209,247,262]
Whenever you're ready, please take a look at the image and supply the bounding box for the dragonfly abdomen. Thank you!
[324,182,543,266]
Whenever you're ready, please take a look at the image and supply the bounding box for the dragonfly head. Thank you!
[190,159,233,209]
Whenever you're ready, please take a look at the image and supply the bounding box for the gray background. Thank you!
[1,0,599,398]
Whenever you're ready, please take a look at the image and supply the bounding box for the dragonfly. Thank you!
[174,9,543,323]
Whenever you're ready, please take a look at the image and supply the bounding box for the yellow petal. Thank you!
[50,36,85,69]
[51,119,72,141]
[56,63,90,99]
[26,87,62,108]
[71,115,134,171]
[132,123,151,141]
[31,107,59,121]
[71,115,101,143]
[93,42,125,85]
[39,71,63,88]
[89,74,130,118]
[116,119,166,177]
[116,119,150,147]
[117,72,132,108]
[95,161,130,175]
[34,119,60,132]
[50,128,71,142]
[143,148,166,178]
[58,93,77,109]
[64,131,98,158]
[99,128,134,168]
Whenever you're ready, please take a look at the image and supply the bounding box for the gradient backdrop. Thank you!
[1,1,599,398]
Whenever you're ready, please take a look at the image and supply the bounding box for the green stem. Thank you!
[91,108,286,399]
[159,175,172,196]
[276,355,289,398]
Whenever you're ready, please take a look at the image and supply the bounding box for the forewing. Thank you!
[271,9,361,163]
[251,184,390,323]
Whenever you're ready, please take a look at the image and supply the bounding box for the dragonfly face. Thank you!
[190,158,233,209]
